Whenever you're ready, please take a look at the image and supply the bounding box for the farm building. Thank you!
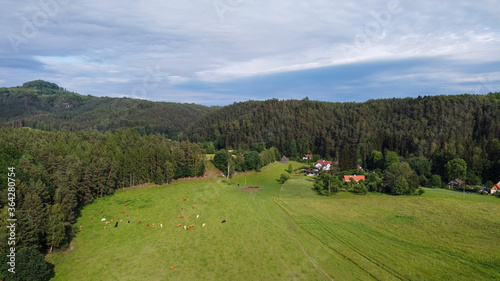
[447,178,466,189]
[303,154,313,160]
[343,175,365,183]
[280,156,289,163]
[491,182,500,194]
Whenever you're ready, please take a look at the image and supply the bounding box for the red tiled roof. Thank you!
[317,160,332,165]
[492,182,500,190]
[343,175,365,182]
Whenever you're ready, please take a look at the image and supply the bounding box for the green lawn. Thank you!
[47,161,500,280]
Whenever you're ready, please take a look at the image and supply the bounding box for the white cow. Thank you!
[101,218,106,221]
[196,215,199,219]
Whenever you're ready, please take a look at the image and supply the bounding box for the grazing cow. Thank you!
[127,214,129,217]
[120,219,123,222]
[122,211,126,214]
[200,195,202,197]
[80,225,83,230]
[160,224,163,228]
[104,226,107,229]
[184,225,186,230]
[147,224,149,227]
[124,204,127,207]
[215,194,217,197]
[205,201,207,204]
[190,224,194,228]
[187,216,190,219]
[170,266,175,269]
[184,198,187,201]
[128,221,130,223]
[153,223,155,227]
[115,222,118,227]
[202,223,206,227]
[91,217,94,220]
[196,215,199,219]
[177,224,182,227]
[192,206,195,209]
[181,207,183,210]
[195,201,197,204]
[100,210,103,213]
[101,218,106,221]
[138,221,142,224]
[181,215,184,218]
[111,219,113,221]
[221,220,226,223]
[107,222,111,225]
[178,215,180,218]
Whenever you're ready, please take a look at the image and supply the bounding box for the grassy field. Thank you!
[47,161,500,280]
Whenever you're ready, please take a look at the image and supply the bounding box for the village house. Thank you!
[280,156,289,163]
[303,154,313,160]
[304,169,314,176]
[343,175,366,183]
[314,160,332,171]
[447,178,466,189]
[491,181,500,194]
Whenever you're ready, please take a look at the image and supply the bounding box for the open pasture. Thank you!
[47,162,500,280]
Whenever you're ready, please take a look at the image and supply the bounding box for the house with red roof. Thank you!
[491,181,500,194]
[343,175,366,183]
[314,160,332,171]
[303,154,313,160]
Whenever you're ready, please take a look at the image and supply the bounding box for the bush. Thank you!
[279,174,290,184]
[353,182,368,195]
[418,188,425,195]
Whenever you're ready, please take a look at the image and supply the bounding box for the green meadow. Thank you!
[47,162,500,280]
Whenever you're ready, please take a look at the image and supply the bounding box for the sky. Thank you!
[1,0,499,106]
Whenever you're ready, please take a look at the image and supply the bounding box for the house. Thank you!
[357,165,364,171]
[447,178,466,189]
[304,169,314,176]
[343,175,365,183]
[314,160,332,171]
[280,156,289,163]
[303,154,313,160]
[491,181,500,194]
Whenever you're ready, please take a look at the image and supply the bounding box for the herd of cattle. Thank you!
[86,194,225,232]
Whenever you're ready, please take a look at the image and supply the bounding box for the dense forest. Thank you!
[0,127,205,260]
[187,94,500,183]
[0,80,216,137]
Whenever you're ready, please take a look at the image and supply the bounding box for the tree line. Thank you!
[187,94,500,185]
[0,127,205,264]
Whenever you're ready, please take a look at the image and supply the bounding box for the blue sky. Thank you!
[1,0,499,106]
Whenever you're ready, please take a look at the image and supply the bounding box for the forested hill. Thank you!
[186,94,500,177]
[0,80,216,137]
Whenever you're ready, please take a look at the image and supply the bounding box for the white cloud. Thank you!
[0,0,499,104]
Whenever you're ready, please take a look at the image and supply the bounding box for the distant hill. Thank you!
[0,80,216,136]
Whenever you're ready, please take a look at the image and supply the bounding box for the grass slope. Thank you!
[47,162,500,280]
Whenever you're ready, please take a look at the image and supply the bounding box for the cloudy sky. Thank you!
[1,0,499,106]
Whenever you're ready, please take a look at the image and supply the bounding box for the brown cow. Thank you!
[138,221,142,224]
